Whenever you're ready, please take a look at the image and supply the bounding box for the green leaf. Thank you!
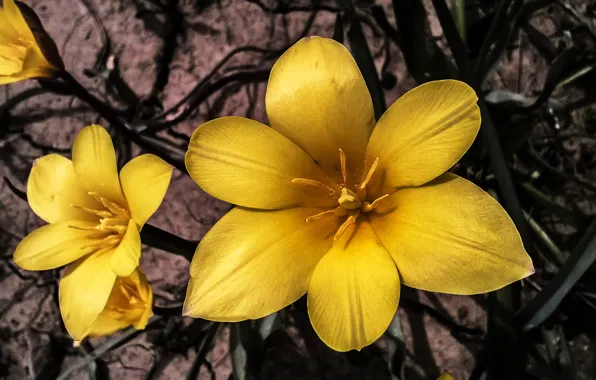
[139,223,197,261]
[520,182,586,226]
[347,18,386,120]
[391,0,456,83]
[541,324,576,379]
[429,1,529,379]
[186,323,222,380]
[56,317,161,380]
[450,0,466,42]
[332,13,344,43]
[517,219,596,330]
[384,313,407,380]
[230,320,268,380]
[258,312,281,340]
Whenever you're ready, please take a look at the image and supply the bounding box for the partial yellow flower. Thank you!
[183,37,534,352]
[438,372,456,380]
[0,0,62,84]
[13,124,172,341]
[60,254,153,343]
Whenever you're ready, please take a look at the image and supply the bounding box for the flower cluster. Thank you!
[5,0,533,352]
[14,125,172,342]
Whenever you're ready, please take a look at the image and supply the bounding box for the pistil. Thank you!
[295,149,389,241]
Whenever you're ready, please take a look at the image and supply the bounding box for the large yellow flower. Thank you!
[0,0,61,84]
[13,125,172,341]
[183,37,534,351]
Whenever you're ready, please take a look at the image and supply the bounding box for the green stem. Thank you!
[140,224,197,261]
[59,71,186,172]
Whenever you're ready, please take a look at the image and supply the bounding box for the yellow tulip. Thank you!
[13,125,173,342]
[183,36,534,352]
[0,0,62,84]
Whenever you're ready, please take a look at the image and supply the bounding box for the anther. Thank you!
[305,207,347,222]
[339,149,348,185]
[71,204,112,218]
[334,211,360,241]
[358,157,379,191]
[292,178,335,195]
[88,192,130,218]
[362,194,389,212]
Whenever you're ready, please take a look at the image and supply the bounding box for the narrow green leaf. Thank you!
[384,313,407,380]
[391,0,456,83]
[230,321,266,380]
[139,223,197,261]
[230,323,250,380]
[521,182,585,226]
[450,0,466,42]
[517,219,596,330]
[56,317,161,380]
[347,19,386,120]
[473,0,514,78]
[258,313,281,340]
[186,323,222,380]
[541,324,576,379]
[332,13,344,43]
[429,2,529,380]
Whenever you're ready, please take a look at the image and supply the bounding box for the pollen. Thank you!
[295,149,389,241]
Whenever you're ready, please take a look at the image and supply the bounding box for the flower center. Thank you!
[104,277,148,318]
[69,192,131,253]
[0,41,29,75]
[293,149,388,241]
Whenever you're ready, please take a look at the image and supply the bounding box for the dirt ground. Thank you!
[1,0,594,379]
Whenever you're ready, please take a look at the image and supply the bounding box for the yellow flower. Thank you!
[438,373,456,380]
[13,125,173,341]
[0,0,62,84]
[183,37,534,352]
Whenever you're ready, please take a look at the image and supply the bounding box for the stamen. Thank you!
[80,235,122,251]
[100,225,128,234]
[358,157,379,191]
[305,207,347,222]
[71,204,113,218]
[88,192,130,218]
[292,178,335,195]
[339,149,348,185]
[334,211,359,241]
[362,194,389,212]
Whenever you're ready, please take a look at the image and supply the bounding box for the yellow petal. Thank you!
[438,372,456,380]
[308,221,400,352]
[83,268,153,338]
[72,125,126,206]
[13,221,102,270]
[120,154,172,227]
[27,154,100,223]
[130,269,153,330]
[183,206,342,321]
[266,37,375,183]
[109,219,141,277]
[3,0,35,42]
[59,250,117,341]
[366,80,480,196]
[368,173,534,294]
[0,0,55,83]
[185,117,338,209]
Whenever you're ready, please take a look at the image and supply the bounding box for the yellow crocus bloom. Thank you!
[14,125,173,342]
[0,0,61,84]
[183,37,534,352]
